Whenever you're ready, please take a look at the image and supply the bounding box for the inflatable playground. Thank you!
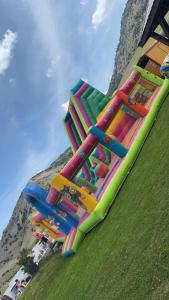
[23,41,169,257]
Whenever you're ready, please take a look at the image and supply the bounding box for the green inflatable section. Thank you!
[81,86,94,98]
[71,122,81,146]
[87,93,110,118]
[98,96,110,113]
[72,78,169,253]
[81,89,111,165]
[81,95,96,125]
[63,120,76,154]
[80,88,110,125]
[70,93,88,132]
[74,177,97,193]
[87,92,102,117]
[134,65,164,86]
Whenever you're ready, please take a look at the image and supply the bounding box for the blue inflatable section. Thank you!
[23,183,74,234]
[24,182,48,201]
[90,126,128,158]
[56,201,79,227]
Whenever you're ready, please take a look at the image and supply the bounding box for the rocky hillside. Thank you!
[108,0,148,96]
[0,148,72,291]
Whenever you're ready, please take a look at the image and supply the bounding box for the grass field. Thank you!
[21,94,169,300]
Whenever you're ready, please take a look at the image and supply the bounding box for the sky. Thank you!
[0,0,127,238]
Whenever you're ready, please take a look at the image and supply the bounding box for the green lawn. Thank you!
[21,95,169,300]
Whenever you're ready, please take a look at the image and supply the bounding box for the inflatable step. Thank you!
[61,228,77,257]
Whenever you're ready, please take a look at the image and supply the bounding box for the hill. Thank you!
[0,148,72,291]
[108,0,148,96]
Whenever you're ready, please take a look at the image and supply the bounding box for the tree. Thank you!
[17,248,29,266]
[17,248,38,276]
[23,256,38,275]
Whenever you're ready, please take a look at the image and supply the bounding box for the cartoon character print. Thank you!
[61,185,86,208]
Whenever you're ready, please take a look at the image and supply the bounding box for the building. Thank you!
[4,241,50,298]
[138,41,169,75]
[4,268,31,299]
[139,0,169,47]
[31,240,51,264]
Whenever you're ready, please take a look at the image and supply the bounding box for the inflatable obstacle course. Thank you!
[23,60,169,256]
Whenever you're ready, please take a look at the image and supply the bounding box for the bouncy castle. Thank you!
[23,48,169,256]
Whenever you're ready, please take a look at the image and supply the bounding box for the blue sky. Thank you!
[0,0,127,237]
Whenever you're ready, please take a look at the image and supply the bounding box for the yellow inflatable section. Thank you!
[106,109,125,136]
[51,173,97,212]
[30,213,59,239]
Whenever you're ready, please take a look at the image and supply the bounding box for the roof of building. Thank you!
[139,0,169,47]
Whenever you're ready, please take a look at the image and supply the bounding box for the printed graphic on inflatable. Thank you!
[61,186,85,207]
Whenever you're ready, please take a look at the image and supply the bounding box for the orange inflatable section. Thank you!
[116,90,149,118]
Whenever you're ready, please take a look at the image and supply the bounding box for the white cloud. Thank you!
[24,1,67,100]
[92,0,116,30]
[0,30,17,75]
[46,56,61,78]
[61,100,69,112]
[46,67,54,78]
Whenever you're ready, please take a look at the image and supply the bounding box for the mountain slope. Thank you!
[0,148,72,291]
[108,0,148,96]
